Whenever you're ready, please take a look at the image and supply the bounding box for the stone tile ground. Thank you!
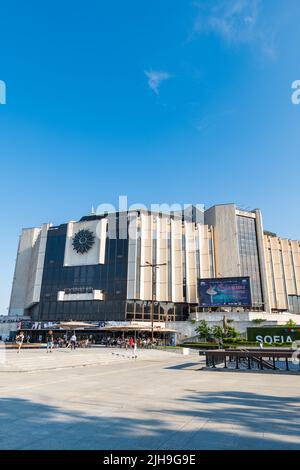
[0,348,299,450]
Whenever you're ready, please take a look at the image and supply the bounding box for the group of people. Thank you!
[15,331,89,353]
[103,336,158,349]
[46,331,80,352]
[15,331,161,353]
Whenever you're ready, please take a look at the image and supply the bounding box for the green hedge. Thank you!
[179,342,218,349]
[225,342,292,349]
[180,340,293,349]
[223,337,246,344]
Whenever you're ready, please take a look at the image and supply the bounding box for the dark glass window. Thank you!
[39,216,129,321]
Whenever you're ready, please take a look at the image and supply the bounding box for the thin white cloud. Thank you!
[192,0,276,58]
[144,70,172,95]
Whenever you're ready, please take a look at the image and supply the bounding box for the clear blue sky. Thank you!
[0,0,300,313]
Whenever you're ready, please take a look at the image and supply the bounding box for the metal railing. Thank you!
[203,348,300,372]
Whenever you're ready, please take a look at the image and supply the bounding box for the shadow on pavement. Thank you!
[0,389,300,450]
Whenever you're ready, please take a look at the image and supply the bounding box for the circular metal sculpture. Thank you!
[72,229,95,254]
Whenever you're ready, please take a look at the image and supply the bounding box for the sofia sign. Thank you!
[247,326,300,344]
[256,334,293,344]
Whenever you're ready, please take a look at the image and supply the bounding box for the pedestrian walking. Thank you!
[132,341,138,359]
[70,333,77,350]
[46,330,54,353]
[16,332,24,354]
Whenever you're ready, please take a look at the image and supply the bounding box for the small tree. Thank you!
[225,326,240,339]
[212,325,224,340]
[286,319,297,327]
[195,320,211,341]
[251,318,266,325]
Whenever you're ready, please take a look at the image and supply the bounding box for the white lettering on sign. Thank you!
[256,335,293,344]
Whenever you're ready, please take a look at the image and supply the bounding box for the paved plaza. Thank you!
[0,347,299,450]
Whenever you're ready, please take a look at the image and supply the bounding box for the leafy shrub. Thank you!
[212,325,224,339]
[225,326,240,338]
[285,319,297,327]
[223,337,247,344]
[195,320,212,341]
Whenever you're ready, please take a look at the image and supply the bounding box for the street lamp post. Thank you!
[140,261,167,342]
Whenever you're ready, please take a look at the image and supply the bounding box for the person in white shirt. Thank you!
[132,341,138,359]
[16,332,24,354]
[70,334,77,350]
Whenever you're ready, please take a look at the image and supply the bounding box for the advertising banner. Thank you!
[198,277,251,307]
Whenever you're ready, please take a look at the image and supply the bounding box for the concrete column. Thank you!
[254,209,271,313]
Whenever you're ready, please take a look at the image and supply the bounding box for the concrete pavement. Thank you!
[0,348,299,450]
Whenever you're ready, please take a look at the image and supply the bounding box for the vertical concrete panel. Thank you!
[281,239,294,294]
[156,216,168,301]
[205,204,240,278]
[127,214,138,299]
[26,224,50,307]
[9,228,41,316]
[198,224,211,278]
[264,236,276,310]
[140,213,152,300]
[291,240,300,295]
[185,222,197,303]
[254,210,271,313]
[171,219,183,302]
[270,237,287,309]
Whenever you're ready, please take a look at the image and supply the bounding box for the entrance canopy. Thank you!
[99,325,176,333]
[55,321,96,330]
[18,320,177,334]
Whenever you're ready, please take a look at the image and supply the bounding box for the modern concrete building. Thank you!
[0,316,21,341]
[8,204,300,325]
[264,232,300,313]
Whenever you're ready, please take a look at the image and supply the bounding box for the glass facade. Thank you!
[28,215,129,321]
[27,213,191,322]
[288,295,300,314]
[125,300,189,322]
[237,216,263,308]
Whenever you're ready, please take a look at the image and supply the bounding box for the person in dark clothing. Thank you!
[70,333,77,350]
